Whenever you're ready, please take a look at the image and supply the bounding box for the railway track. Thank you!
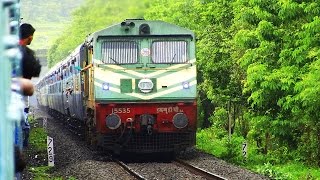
[38,108,266,180]
[48,111,228,180]
[114,158,227,180]
[173,159,227,180]
[49,109,228,180]
[115,159,146,180]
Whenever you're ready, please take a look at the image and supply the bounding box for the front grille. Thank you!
[99,132,195,153]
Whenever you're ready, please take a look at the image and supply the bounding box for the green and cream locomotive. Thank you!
[37,19,197,153]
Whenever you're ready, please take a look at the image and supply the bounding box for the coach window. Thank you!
[55,75,58,92]
[64,69,67,78]
[101,41,138,64]
[151,41,188,64]
[70,65,73,74]
[75,57,79,68]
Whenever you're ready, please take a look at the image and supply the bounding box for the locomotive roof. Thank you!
[87,19,195,41]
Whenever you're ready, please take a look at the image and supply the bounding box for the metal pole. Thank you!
[0,3,14,179]
[0,0,21,179]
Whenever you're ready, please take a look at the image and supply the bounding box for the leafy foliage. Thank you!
[233,0,320,166]
[29,127,47,152]
[256,162,292,180]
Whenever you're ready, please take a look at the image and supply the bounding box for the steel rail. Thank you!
[174,159,227,180]
[115,160,146,180]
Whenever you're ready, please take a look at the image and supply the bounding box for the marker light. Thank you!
[182,81,190,89]
[102,83,109,90]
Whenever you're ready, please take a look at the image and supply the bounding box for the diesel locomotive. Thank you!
[36,19,197,153]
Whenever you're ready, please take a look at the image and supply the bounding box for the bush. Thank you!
[196,128,228,157]
[220,135,246,164]
[197,128,247,164]
[256,163,291,180]
[29,128,47,152]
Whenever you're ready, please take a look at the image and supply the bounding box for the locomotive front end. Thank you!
[95,101,197,153]
[87,19,197,153]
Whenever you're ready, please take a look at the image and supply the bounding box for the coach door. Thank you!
[80,43,95,109]
[87,44,95,109]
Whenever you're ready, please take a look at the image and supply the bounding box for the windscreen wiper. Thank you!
[109,57,119,64]
[170,53,176,64]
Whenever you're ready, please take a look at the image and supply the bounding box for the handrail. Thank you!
[81,63,93,72]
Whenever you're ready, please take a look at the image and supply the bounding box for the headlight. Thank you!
[106,113,121,129]
[173,113,188,129]
[182,81,190,89]
[138,78,154,93]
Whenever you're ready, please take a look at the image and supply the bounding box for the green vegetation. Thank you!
[29,127,47,152]
[29,166,76,180]
[20,0,83,52]
[28,125,51,179]
[24,0,320,179]
[26,22,68,50]
[197,130,320,179]
[29,166,52,180]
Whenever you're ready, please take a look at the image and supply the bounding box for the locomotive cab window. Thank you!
[151,41,188,64]
[101,41,138,64]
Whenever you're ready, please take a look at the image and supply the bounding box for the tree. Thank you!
[233,0,320,165]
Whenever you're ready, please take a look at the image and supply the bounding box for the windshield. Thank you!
[101,41,138,64]
[151,41,187,64]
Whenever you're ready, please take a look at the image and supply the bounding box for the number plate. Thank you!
[112,108,131,114]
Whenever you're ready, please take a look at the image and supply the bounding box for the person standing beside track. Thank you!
[18,23,41,148]
[19,23,41,80]
[18,22,41,144]
[13,23,42,177]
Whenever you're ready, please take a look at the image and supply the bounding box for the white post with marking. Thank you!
[47,136,55,166]
[242,141,248,159]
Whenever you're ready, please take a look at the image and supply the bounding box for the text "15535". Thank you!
[112,108,131,114]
